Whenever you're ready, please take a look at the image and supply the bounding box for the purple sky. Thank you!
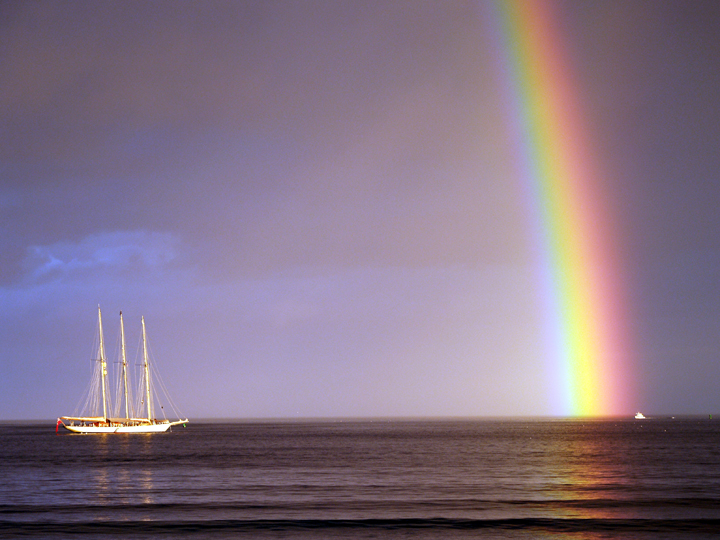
[2,1,720,420]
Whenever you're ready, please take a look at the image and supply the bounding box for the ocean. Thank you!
[2,418,720,539]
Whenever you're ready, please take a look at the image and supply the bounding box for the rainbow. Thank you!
[492,0,632,416]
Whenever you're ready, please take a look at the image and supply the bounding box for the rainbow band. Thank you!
[494,0,629,416]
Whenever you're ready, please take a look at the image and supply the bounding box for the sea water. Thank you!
[2,418,720,539]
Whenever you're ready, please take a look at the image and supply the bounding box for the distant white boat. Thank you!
[634,412,646,419]
[58,307,188,434]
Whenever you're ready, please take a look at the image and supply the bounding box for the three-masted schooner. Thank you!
[58,307,189,434]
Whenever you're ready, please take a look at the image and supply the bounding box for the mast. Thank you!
[98,306,108,420]
[141,316,152,421]
[120,311,130,420]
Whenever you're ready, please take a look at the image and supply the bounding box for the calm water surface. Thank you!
[1,419,720,538]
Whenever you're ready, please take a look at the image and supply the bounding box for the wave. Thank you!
[2,517,720,536]
[4,496,720,515]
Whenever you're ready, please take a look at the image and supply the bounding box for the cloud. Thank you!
[23,230,181,283]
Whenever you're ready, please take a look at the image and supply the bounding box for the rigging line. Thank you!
[150,377,167,420]
[152,360,183,419]
[73,358,97,417]
[81,357,102,417]
[147,341,174,419]
[131,332,144,417]
[132,355,145,418]
[76,316,105,418]
[111,326,124,419]
[143,337,183,421]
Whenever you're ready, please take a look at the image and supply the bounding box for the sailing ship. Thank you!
[58,307,189,434]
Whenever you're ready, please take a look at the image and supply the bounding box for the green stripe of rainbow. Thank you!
[493,0,631,416]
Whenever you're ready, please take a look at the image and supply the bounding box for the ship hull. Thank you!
[62,421,186,434]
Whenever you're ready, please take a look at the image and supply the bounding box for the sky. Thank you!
[2,0,720,420]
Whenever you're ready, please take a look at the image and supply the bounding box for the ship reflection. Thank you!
[86,433,156,522]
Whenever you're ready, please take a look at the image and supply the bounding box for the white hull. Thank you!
[62,420,187,434]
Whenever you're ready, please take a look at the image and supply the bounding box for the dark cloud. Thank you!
[2,0,520,284]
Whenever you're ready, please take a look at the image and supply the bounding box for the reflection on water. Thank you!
[61,432,159,522]
[137,435,155,510]
[77,433,113,519]
[544,424,622,521]
[534,423,625,540]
